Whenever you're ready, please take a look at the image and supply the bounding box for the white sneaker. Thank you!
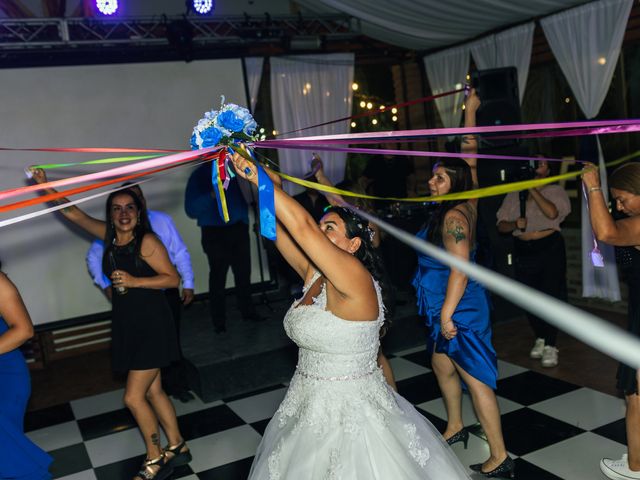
[541,346,559,367]
[530,338,545,359]
[601,454,640,479]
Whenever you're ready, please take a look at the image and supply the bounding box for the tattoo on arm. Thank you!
[445,218,467,243]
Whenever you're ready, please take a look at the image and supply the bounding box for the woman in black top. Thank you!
[31,169,189,480]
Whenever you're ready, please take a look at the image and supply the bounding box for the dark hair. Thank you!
[102,189,153,270]
[322,206,392,329]
[610,163,640,195]
[426,158,473,244]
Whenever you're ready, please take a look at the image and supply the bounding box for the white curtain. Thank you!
[541,0,633,301]
[243,57,264,113]
[423,46,469,129]
[297,0,593,51]
[469,23,534,103]
[270,53,354,195]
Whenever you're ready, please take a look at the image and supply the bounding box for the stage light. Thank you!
[96,0,118,15]
[193,0,214,15]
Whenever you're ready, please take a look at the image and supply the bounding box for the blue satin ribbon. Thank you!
[257,163,276,240]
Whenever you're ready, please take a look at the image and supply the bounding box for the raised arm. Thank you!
[231,153,372,299]
[461,88,480,190]
[0,273,35,355]
[582,164,640,246]
[30,168,106,239]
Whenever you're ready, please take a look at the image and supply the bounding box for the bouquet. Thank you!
[190,99,275,240]
[190,99,258,151]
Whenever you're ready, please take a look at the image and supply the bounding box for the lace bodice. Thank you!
[284,271,385,381]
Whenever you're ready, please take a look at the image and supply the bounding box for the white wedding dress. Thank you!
[248,271,471,479]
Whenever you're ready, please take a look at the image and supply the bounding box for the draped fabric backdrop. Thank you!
[423,46,469,129]
[469,23,535,103]
[270,53,354,195]
[243,57,264,114]
[541,0,633,300]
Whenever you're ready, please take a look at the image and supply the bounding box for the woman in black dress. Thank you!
[31,169,189,480]
[583,162,640,480]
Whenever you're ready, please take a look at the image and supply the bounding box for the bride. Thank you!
[230,152,470,479]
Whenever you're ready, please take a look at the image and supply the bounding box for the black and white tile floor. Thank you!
[26,346,627,480]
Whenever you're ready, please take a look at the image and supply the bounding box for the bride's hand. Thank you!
[230,150,259,186]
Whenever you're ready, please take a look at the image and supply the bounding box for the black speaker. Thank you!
[472,67,521,130]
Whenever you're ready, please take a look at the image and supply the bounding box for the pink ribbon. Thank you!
[0,147,219,202]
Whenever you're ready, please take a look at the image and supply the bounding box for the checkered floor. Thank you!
[26,345,628,480]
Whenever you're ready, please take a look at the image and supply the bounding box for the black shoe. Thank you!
[470,456,515,478]
[214,325,227,334]
[174,390,195,403]
[164,440,192,467]
[445,428,469,449]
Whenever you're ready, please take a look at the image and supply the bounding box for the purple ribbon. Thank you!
[254,143,574,164]
[263,118,640,144]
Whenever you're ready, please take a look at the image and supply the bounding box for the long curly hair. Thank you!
[425,158,473,244]
[323,206,392,329]
[102,189,153,271]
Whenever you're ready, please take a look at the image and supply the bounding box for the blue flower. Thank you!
[189,133,199,150]
[201,127,223,148]
[217,109,245,132]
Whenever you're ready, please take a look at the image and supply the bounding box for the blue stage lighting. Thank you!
[96,0,118,15]
[193,0,214,15]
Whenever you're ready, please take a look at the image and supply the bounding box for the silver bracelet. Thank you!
[588,187,602,193]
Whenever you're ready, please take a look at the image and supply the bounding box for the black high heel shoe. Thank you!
[470,456,515,479]
[445,428,469,449]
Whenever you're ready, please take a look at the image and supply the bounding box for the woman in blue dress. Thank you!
[0,261,52,479]
[413,90,512,478]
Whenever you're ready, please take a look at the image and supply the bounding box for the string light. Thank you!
[392,115,398,122]
[259,127,265,134]
[371,119,378,125]
[352,82,359,91]
[350,121,356,128]
[391,107,398,114]
[379,105,386,111]
[564,97,571,103]
[366,102,373,110]
[598,56,606,65]
[272,130,278,136]
[359,101,366,108]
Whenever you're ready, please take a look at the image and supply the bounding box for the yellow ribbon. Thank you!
[275,150,640,203]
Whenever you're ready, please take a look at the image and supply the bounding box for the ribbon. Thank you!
[275,87,466,137]
[0,146,220,202]
[271,149,640,204]
[256,142,572,164]
[211,156,229,223]
[33,154,164,170]
[257,164,276,240]
[267,118,640,143]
